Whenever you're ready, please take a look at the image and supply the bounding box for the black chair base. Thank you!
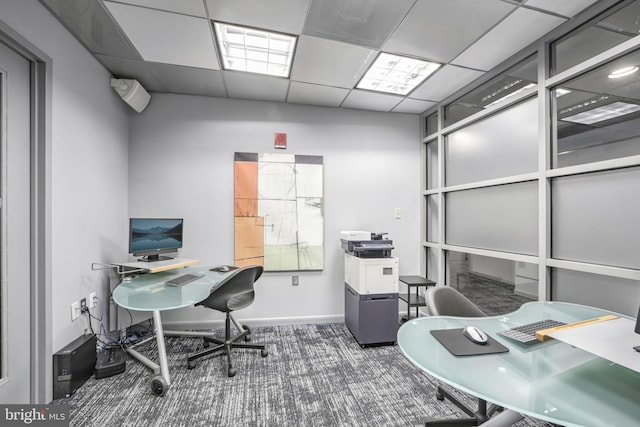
[425,384,500,426]
[187,313,267,377]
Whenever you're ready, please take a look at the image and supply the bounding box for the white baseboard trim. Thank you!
[162,314,346,331]
[514,289,537,299]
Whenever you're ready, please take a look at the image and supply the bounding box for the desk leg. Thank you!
[153,310,171,386]
[478,410,523,427]
[123,310,171,396]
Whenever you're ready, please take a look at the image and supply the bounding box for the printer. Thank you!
[340,231,394,259]
[341,231,398,347]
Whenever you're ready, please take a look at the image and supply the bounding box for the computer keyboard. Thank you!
[497,319,566,345]
[165,273,204,287]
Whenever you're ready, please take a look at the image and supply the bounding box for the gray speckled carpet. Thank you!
[54,323,553,427]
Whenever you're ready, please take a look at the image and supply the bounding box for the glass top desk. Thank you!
[112,263,233,396]
[397,301,640,427]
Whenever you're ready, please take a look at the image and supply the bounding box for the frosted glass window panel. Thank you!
[552,268,640,317]
[426,141,438,190]
[446,98,538,186]
[551,167,640,269]
[426,195,438,242]
[446,181,538,255]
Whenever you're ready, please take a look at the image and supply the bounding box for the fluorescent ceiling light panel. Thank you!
[562,101,640,125]
[608,65,638,79]
[357,53,440,95]
[214,22,297,78]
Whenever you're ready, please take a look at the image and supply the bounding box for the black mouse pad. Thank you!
[430,329,509,356]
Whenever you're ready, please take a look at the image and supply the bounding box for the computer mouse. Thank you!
[462,325,488,345]
[219,265,229,272]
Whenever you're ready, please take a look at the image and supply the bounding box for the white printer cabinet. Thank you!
[344,253,398,294]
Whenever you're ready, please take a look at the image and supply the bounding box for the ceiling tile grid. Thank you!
[40,0,603,114]
[104,1,219,69]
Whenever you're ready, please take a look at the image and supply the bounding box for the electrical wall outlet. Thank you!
[80,298,87,311]
[71,301,81,321]
[292,276,299,286]
[89,292,97,309]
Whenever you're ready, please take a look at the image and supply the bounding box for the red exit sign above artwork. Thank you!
[274,133,287,149]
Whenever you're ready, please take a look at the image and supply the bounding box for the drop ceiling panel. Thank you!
[40,0,603,115]
[525,0,600,17]
[146,64,227,97]
[111,0,207,17]
[104,2,219,69]
[287,82,349,108]
[342,89,403,112]
[291,36,376,88]
[383,0,516,63]
[223,72,290,102]
[303,0,415,48]
[411,65,484,102]
[206,0,310,34]
[392,98,437,114]
[452,8,566,71]
[39,0,140,59]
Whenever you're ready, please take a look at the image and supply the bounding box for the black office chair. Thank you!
[425,286,501,426]
[187,265,268,377]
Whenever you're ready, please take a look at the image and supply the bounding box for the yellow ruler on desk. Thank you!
[535,314,618,342]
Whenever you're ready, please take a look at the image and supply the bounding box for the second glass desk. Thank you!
[398,301,640,427]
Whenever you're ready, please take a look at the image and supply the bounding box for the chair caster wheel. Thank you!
[242,324,252,341]
[261,349,268,357]
[187,360,196,370]
[227,368,237,377]
[150,376,168,397]
[203,341,210,348]
[436,392,444,401]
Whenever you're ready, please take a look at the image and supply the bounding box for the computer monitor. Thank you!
[635,304,640,335]
[129,218,183,262]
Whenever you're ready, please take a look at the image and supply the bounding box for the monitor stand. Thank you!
[138,255,174,262]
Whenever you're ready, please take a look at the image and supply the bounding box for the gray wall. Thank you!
[128,94,422,327]
[0,0,130,402]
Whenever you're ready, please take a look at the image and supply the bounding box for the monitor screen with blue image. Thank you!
[129,218,183,261]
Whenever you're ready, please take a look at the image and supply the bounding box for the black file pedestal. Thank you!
[345,283,398,347]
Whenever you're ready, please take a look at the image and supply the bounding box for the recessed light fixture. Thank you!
[562,101,640,125]
[608,65,639,79]
[213,22,297,78]
[357,53,441,96]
